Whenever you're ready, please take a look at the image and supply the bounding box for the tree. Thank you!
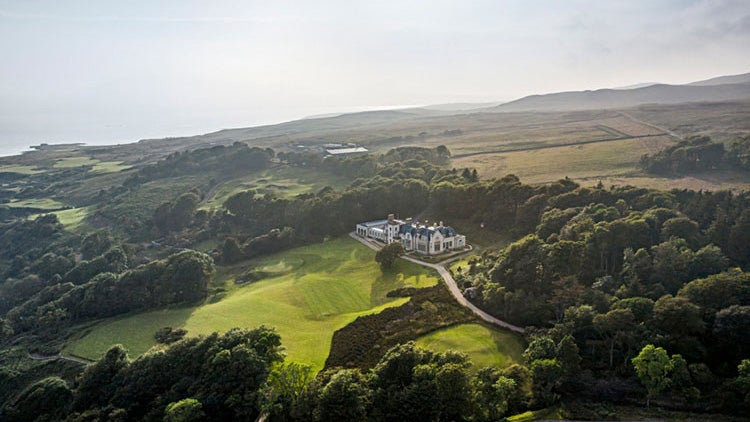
[523,336,557,363]
[471,367,517,421]
[74,344,130,411]
[314,370,369,422]
[164,398,205,422]
[631,344,674,407]
[652,295,704,337]
[375,243,405,270]
[80,229,114,260]
[713,305,750,361]
[556,335,582,376]
[261,362,314,421]
[530,358,563,407]
[594,308,636,369]
[4,376,72,422]
[221,237,245,264]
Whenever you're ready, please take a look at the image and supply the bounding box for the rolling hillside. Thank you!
[491,80,750,112]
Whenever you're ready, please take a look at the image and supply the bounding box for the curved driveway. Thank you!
[349,232,525,334]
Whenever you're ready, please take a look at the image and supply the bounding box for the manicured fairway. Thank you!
[0,164,42,174]
[415,323,524,370]
[53,157,99,168]
[48,207,91,231]
[8,198,66,209]
[68,237,439,370]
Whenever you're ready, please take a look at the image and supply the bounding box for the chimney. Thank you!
[387,213,395,223]
[439,221,443,227]
[406,217,413,224]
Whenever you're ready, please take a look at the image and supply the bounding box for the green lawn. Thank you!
[91,161,131,173]
[415,323,524,370]
[7,198,66,209]
[53,156,99,168]
[67,237,439,371]
[47,207,91,231]
[0,164,43,174]
[28,207,91,232]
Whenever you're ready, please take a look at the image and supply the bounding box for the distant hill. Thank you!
[688,71,750,86]
[123,71,750,156]
[490,79,750,112]
[613,82,659,90]
[420,101,504,111]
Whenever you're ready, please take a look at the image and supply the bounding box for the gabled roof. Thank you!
[399,223,461,241]
[399,223,416,236]
[437,226,457,237]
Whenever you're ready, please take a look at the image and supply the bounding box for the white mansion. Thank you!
[356,214,466,255]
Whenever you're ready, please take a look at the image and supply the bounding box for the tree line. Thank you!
[640,135,750,175]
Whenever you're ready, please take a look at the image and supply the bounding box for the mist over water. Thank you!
[0,104,426,158]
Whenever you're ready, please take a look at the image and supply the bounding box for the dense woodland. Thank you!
[1,142,749,420]
[640,135,750,175]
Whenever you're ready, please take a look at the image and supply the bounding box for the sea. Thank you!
[0,113,274,157]
[0,104,423,158]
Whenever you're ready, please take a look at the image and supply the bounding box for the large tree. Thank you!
[375,243,405,270]
[631,345,675,407]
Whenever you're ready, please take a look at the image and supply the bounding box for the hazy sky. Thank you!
[1,0,749,150]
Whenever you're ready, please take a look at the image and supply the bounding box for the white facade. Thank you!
[356,214,466,255]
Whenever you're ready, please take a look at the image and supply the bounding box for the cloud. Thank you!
[0,8,303,24]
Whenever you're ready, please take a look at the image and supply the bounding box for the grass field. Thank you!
[0,164,42,174]
[67,237,439,370]
[91,161,131,173]
[7,198,66,209]
[453,136,676,184]
[53,156,99,168]
[595,171,750,193]
[47,207,91,231]
[415,323,524,370]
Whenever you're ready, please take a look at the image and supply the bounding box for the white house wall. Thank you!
[356,217,466,255]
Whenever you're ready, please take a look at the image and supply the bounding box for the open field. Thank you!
[67,237,439,370]
[91,161,131,173]
[199,165,351,210]
[0,164,43,174]
[626,100,750,143]
[415,323,524,370]
[52,157,130,173]
[53,156,99,168]
[6,198,67,209]
[46,206,91,231]
[593,171,750,193]
[453,135,676,184]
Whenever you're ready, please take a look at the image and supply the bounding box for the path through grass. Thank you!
[415,323,524,370]
[68,237,439,370]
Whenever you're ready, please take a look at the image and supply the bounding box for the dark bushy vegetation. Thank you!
[2,327,282,421]
[640,135,750,175]
[2,249,214,339]
[126,142,272,186]
[451,180,750,414]
[326,285,476,369]
[266,342,530,422]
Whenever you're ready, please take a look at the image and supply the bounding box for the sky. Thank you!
[1,0,749,154]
